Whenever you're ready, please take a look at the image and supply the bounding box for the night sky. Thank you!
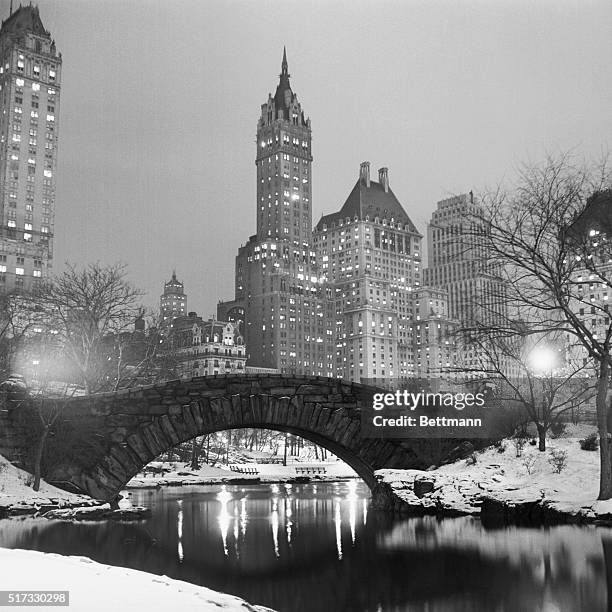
[5,0,611,316]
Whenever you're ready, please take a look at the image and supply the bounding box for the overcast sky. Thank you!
[5,0,611,316]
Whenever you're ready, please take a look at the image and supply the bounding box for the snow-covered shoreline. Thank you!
[1,548,275,612]
[373,424,612,525]
[125,460,358,489]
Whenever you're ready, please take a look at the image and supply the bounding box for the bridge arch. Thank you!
[28,375,437,501]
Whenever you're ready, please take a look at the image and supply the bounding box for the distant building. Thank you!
[0,5,61,292]
[411,286,458,384]
[424,193,507,328]
[565,190,612,371]
[219,49,334,376]
[160,271,187,324]
[313,162,423,383]
[165,312,246,378]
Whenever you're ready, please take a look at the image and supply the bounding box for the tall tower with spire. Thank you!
[160,271,187,324]
[0,5,61,293]
[255,47,313,246]
[219,50,334,375]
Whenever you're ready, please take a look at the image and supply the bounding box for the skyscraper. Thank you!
[0,5,60,293]
[424,193,507,327]
[220,49,334,375]
[313,162,423,383]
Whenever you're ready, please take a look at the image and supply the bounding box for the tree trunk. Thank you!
[33,425,50,492]
[283,432,288,467]
[536,423,546,451]
[190,439,198,470]
[597,358,612,500]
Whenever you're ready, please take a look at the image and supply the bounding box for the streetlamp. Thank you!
[528,345,559,375]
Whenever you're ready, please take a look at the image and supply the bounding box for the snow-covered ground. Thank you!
[126,460,357,488]
[0,454,98,514]
[376,424,612,520]
[1,548,275,612]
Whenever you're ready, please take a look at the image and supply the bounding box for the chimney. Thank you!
[378,167,389,192]
[359,161,370,187]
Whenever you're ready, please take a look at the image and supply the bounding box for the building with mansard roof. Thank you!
[312,162,428,384]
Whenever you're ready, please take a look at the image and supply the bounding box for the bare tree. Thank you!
[463,153,612,498]
[459,327,594,450]
[41,262,143,393]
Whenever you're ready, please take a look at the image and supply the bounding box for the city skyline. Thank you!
[4,0,610,316]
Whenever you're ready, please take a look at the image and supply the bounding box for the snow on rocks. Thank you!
[374,425,612,525]
[42,503,152,521]
[1,548,276,612]
[0,454,103,518]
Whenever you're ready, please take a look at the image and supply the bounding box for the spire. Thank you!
[274,46,293,117]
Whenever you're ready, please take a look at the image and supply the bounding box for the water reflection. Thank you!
[0,482,609,612]
[176,499,183,563]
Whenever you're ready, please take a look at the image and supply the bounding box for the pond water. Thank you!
[0,481,610,611]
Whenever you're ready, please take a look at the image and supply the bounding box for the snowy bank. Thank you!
[0,454,102,518]
[126,460,357,489]
[373,425,612,525]
[1,548,275,612]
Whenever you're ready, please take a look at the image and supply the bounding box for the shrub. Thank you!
[550,422,567,439]
[496,441,506,454]
[579,432,599,451]
[522,455,538,475]
[513,436,527,457]
[548,448,568,474]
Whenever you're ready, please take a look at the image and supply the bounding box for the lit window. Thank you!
[7,220,16,228]
[16,267,24,276]
[41,226,48,233]
[33,270,41,277]
[28,158,35,165]
[49,69,56,79]
[46,114,54,122]
[44,170,52,178]
[0,265,6,273]
[33,65,40,74]
[31,111,38,118]
[16,78,24,86]
[47,88,55,95]
[23,233,31,241]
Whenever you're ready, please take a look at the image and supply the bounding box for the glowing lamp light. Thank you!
[528,346,558,374]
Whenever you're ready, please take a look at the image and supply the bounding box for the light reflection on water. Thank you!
[0,481,610,612]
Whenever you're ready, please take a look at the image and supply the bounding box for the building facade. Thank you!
[0,5,60,293]
[164,312,246,378]
[160,271,187,324]
[312,163,423,383]
[220,50,334,376]
[424,193,507,328]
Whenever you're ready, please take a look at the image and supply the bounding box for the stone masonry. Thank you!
[1,374,438,501]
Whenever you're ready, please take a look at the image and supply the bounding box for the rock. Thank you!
[43,505,151,521]
[413,475,435,498]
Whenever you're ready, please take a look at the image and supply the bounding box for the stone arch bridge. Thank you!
[1,375,451,501]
